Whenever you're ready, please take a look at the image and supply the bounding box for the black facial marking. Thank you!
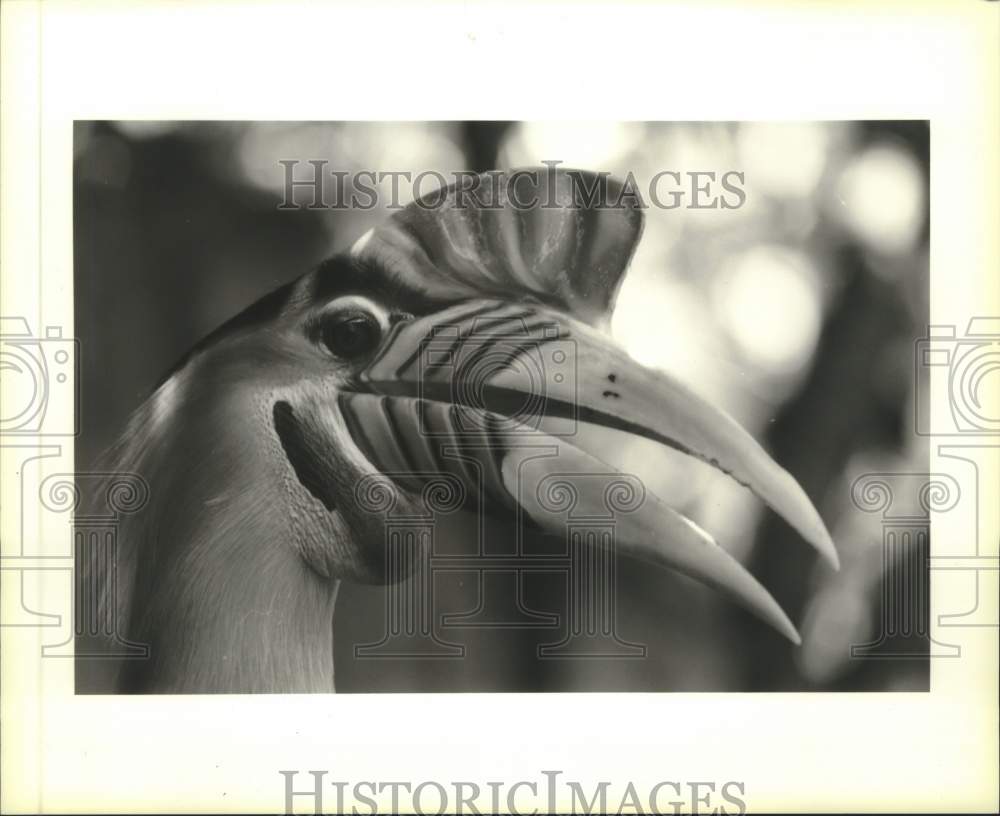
[272,401,338,512]
[311,255,446,316]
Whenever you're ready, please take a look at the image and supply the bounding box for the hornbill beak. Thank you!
[328,167,836,644]
[338,299,838,645]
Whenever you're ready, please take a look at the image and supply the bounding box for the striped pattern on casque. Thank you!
[352,168,644,329]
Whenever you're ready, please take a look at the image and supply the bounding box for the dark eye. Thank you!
[320,311,383,359]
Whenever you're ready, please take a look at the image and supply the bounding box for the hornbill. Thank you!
[82,168,838,693]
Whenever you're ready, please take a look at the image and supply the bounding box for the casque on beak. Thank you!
[337,167,838,644]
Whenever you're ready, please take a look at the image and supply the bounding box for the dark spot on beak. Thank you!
[602,390,621,399]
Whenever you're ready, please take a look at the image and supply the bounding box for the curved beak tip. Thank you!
[824,541,841,572]
[811,524,840,571]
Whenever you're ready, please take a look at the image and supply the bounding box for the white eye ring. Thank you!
[313,295,391,360]
[318,295,391,333]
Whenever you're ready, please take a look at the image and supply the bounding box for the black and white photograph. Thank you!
[1,2,997,814]
[73,120,931,695]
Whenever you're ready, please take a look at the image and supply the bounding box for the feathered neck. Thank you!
[85,385,342,694]
[118,519,340,693]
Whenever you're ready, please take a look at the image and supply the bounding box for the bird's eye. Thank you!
[320,311,383,359]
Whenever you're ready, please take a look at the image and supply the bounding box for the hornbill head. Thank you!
[107,168,837,691]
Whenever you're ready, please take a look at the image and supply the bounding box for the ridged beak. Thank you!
[339,298,838,644]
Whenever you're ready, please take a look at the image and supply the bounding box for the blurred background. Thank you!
[75,120,929,692]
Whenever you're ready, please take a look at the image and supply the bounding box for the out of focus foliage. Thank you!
[75,121,929,691]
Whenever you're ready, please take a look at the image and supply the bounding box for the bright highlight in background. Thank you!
[503,121,641,168]
[738,122,830,198]
[836,143,924,255]
[713,246,823,377]
[612,271,712,382]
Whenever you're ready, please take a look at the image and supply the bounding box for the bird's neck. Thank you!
[119,520,341,694]
[97,393,348,694]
